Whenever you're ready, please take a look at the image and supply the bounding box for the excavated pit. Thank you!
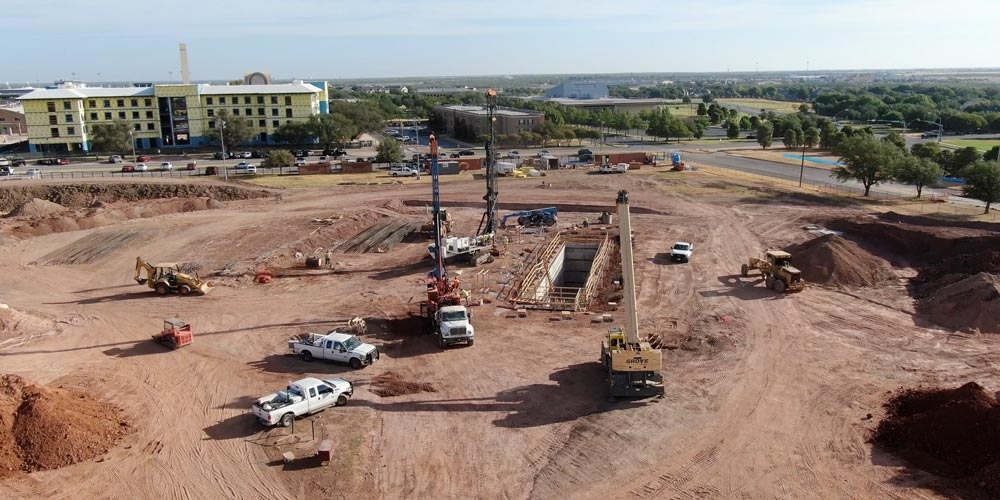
[509,230,616,311]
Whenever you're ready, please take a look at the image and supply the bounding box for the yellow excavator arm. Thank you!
[135,256,155,285]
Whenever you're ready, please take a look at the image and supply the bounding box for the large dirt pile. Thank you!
[871,382,1000,493]
[784,234,894,287]
[0,183,272,214]
[0,374,131,477]
[370,372,436,397]
[920,273,1000,333]
[5,197,227,238]
[9,198,68,218]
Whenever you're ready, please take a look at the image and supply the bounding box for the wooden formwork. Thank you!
[507,229,612,311]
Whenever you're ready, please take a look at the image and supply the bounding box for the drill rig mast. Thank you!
[478,89,499,236]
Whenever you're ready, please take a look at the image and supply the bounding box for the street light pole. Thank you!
[128,130,137,163]
[799,141,806,187]
[219,120,229,181]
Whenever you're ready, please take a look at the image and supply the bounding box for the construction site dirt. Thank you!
[0,169,998,500]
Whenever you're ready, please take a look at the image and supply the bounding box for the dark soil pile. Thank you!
[8,198,68,218]
[871,382,1000,492]
[0,183,272,213]
[0,374,132,477]
[784,234,894,287]
[370,372,436,397]
[920,273,1000,333]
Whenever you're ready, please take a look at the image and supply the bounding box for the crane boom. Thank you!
[616,190,640,345]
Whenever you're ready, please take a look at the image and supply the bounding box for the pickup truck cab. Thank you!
[289,331,379,368]
[252,377,353,427]
[435,305,475,348]
[671,242,694,263]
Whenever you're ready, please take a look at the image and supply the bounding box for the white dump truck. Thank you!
[251,377,353,427]
[434,305,475,348]
[288,331,379,369]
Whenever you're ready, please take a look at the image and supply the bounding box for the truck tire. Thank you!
[349,357,362,369]
[280,413,294,428]
[438,336,447,348]
[155,282,170,295]
[336,394,349,406]
[773,279,786,293]
[179,285,191,296]
[517,216,528,226]
[740,264,750,277]
[300,350,313,362]
[467,338,474,346]
[543,217,556,227]
[764,276,774,289]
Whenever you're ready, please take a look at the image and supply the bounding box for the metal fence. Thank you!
[5,166,298,181]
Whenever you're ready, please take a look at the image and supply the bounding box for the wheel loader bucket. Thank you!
[197,282,213,294]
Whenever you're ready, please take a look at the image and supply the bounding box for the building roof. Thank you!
[437,104,542,117]
[198,82,322,95]
[18,87,155,100]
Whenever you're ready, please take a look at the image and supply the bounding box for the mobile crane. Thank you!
[601,190,664,398]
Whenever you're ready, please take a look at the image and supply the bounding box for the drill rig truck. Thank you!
[601,191,664,398]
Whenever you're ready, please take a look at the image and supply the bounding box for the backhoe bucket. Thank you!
[135,278,148,285]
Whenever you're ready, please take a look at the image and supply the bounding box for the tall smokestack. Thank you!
[179,43,191,84]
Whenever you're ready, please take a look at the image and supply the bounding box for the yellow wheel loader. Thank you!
[134,257,212,296]
[740,250,805,293]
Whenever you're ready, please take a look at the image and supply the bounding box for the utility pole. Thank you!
[799,141,806,187]
[219,120,229,181]
[129,129,137,163]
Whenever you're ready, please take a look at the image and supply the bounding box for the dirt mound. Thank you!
[0,182,271,213]
[784,234,894,287]
[0,374,132,477]
[5,197,225,238]
[871,382,1000,490]
[0,306,58,342]
[919,273,1000,333]
[8,198,68,218]
[370,371,436,397]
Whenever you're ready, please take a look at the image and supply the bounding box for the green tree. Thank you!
[962,160,1000,213]
[696,103,707,116]
[330,101,386,134]
[798,103,812,113]
[881,131,907,152]
[984,146,1000,162]
[756,122,774,149]
[782,127,802,149]
[265,149,294,168]
[948,147,983,177]
[204,110,253,147]
[309,114,357,151]
[738,116,751,131]
[804,126,820,148]
[832,134,900,196]
[749,115,762,129]
[89,120,132,155]
[375,138,404,164]
[272,121,315,146]
[681,95,692,104]
[910,141,942,161]
[892,156,943,198]
[726,121,740,139]
[667,118,692,142]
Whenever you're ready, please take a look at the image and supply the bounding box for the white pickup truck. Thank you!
[670,241,694,263]
[434,305,475,348]
[252,377,353,427]
[289,331,379,369]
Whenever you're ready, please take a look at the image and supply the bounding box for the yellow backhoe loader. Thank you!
[134,257,212,296]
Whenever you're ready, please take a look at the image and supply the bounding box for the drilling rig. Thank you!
[601,190,664,398]
[478,88,499,236]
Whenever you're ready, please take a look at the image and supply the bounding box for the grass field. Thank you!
[941,138,1000,151]
[716,98,805,113]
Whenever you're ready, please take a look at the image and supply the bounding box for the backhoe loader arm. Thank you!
[135,257,154,285]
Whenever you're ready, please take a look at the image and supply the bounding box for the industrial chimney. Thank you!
[179,43,191,84]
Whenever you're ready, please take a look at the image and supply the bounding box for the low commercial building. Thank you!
[530,96,676,114]
[0,105,26,136]
[432,104,545,137]
[19,80,329,153]
[544,82,609,99]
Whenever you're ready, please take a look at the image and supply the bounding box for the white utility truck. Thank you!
[289,331,379,369]
[252,377,353,427]
[433,305,475,348]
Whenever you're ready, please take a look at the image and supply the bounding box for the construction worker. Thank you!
[326,250,335,270]
[582,217,590,228]
[460,288,472,305]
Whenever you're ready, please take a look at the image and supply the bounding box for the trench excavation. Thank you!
[508,230,616,311]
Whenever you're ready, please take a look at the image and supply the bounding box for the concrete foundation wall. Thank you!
[563,244,598,287]
[534,245,565,300]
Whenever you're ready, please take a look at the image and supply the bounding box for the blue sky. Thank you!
[6,0,1000,83]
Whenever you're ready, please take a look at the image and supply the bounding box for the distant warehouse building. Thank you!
[544,82,609,99]
[432,104,545,137]
[18,80,329,153]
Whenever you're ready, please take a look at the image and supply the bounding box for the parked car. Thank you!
[240,151,252,159]
[121,165,136,172]
[24,168,41,178]
[509,151,520,157]
[450,153,461,158]
[318,156,330,164]
[135,163,148,171]
[0,166,13,176]
[921,131,940,139]
[136,155,151,162]
[538,150,550,156]
[578,148,593,156]
[252,377,353,427]
[293,149,310,157]
[389,165,418,177]
[458,149,475,156]
[294,157,307,167]
[250,150,264,159]
[11,158,27,167]
[325,148,347,157]
[56,158,70,165]
[670,242,694,263]
[289,331,379,368]
[234,162,257,174]
[160,162,173,171]
[185,161,198,171]
[108,155,123,164]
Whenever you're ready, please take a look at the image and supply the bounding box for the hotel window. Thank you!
[219,97,226,104]
[49,115,57,124]
[272,120,279,127]
[207,109,214,117]
[89,100,96,108]
[257,96,264,104]
[134,124,141,131]
[144,98,151,106]
[147,123,155,130]
[67,126,75,135]
[257,108,264,116]
[131,99,138,107]
[63,101,71,110]
[132,111,140,119]
[103,100,110,108]
[258,119,266,127]
[90,112,97,120]
[118,112,126,119]
[271,108,278,116]
[244,96,251,104]
[284,96,292,105]
[270,96,278,104]
[285,109,293,118]
[46,102,56,112]
[117,99,124,107]
[50,128,59,137]
[246,108,253,116]
[206,97,213,105]
[104,112,112,120]
[233,109,239,116]
[208,121,215,129]
[146,111,153,119]
[65,114,73,123]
